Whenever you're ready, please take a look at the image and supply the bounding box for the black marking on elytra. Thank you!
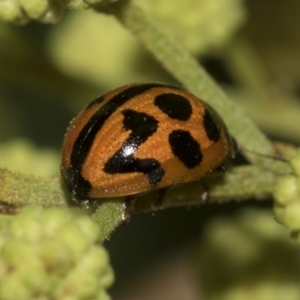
[84,95,105,110]
[154,93,192,121]
[169,130,202,169]
[104,109,165,186]
[203,108,221,142]
[66,83,172,199]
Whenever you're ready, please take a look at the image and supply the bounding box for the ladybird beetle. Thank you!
[61,83,235,202]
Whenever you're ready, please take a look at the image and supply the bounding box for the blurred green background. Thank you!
[1,0,300,299]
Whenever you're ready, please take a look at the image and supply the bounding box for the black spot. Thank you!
[122,109,158,138]
[203,108,221,142]
[104,109,165,186]
[169,130,202,169]
[155,93,192,121]
[105,156,165,186]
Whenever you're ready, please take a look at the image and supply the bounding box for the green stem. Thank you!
[0,163,285,239]
[0,168,67,208]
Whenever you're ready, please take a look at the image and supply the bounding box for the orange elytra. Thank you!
[61,83,236,202]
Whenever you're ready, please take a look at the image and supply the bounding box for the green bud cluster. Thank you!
[0,206,114,300]
[274,149,300,245]
[66,0,118,11]
[0,0,118,24]
[0,0,65,24]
